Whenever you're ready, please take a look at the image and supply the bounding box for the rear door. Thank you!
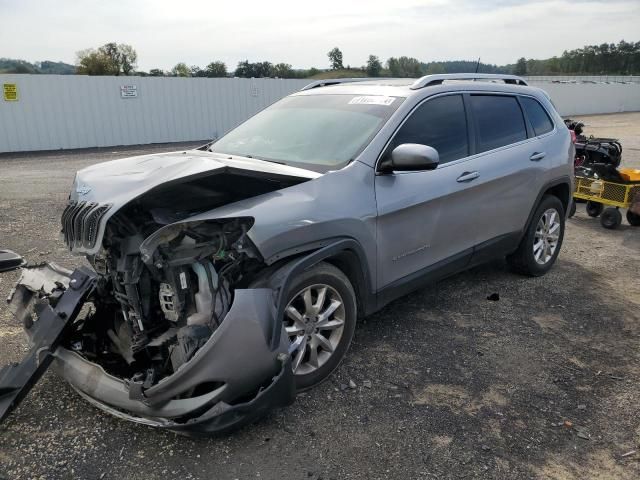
[375,94,486,289]
[465,94,545,247]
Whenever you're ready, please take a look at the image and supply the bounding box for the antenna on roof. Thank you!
[475,57,481,73]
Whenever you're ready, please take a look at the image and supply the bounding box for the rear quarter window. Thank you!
[520,96,554,136]
[470,95,527,153]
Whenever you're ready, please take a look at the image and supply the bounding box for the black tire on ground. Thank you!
[283,262,357,391]
[507,195,565,277]
[586,201,604,217]
[627,210,640,226]
[600,208,622,229]
[568,200,577,218]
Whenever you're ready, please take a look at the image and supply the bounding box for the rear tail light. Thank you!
[570,130,577,143]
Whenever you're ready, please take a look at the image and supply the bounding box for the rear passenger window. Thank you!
[390,94,468,164]
[470,95,527,153]
[520,97,554,136]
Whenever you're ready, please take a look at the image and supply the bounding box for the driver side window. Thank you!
[388,94,469,164]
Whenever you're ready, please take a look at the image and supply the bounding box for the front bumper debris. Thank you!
[1,263,296,435]
[1,264,96,422]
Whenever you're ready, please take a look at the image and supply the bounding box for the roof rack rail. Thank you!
[300,78,379,91]
[410,73,528,90]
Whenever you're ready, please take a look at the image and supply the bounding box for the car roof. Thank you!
[293,74,548,101]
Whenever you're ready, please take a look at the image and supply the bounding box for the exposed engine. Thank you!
[65,212,261,390]
[53,163,314,393]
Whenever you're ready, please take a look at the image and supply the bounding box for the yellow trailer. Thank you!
[572,169,640,229]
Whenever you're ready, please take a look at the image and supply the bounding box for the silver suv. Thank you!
[4,74,573,435]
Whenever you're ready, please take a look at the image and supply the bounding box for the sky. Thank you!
[1,0,639,71]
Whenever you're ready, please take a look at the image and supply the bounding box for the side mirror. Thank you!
[379,144,439,173]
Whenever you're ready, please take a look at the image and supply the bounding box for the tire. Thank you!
[282,262,357,391]
[600,208,622,229]
[507,195,565,276]
[568,200,577,218]
[627,210,640,227]
[586,201,603,217]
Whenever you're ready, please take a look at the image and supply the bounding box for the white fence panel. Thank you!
[1,75,640,153]
[0,75,309,153]
[527,80,640,116]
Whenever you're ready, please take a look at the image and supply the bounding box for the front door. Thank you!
[375,94,482,290]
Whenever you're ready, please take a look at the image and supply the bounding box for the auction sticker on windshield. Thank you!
[348,96,396,106]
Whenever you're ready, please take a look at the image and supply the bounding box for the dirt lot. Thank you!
[1,114,639,480]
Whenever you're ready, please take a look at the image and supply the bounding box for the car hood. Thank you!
[66,149,321,255]
[71,149,320,205]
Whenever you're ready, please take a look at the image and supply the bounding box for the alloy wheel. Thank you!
[533,208,561,265]
[284,284,345,376]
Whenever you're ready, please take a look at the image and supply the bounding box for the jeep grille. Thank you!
[61,201,111,250]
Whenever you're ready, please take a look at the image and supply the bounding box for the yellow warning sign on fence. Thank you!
[3,83,18,101]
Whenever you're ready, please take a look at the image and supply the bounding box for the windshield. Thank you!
[209,94,402,173]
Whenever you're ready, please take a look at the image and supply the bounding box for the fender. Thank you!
[519,175,572,244]
[257,238,376,350]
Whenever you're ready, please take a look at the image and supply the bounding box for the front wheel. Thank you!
[507,195,565,276]
[282,262,357,391]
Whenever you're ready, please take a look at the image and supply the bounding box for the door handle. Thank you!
[456,171,480,182]
[530,152,546,161]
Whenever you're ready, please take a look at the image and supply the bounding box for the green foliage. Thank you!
[514,57,527,75]
[171,62,191,77]
[190,65,207,77]
[516,40,640,75]
[0,58,75,74]
[424,62,446,74]
[273,63,294,78]
[234,60,274,78]
[328,47,344,70]
[420,60,507,74]
[205,61,227,77]
[366,55,382,77]
[148,68,165,76]
[76,43,138,76]
[308,69,368,80]
[387,56,422,77]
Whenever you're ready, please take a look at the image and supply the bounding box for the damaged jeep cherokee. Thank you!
[1,74,574,435]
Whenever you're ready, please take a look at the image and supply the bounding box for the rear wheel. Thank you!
[568,200,577,218]
[586,201,603,217]
[627,210,640,226]
[507,195,565,276]
[600,208,622,229]
[282,262,357,391]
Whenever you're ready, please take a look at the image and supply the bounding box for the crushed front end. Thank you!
[1,162,313,435]
[4,217,295,434]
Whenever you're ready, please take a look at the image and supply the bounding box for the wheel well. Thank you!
[323,250,371,318]
[543,182,571,213]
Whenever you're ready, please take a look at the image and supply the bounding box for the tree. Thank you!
[76,49,116,75]
[234,60,274,78]
[328,47,344,70]
[117,44,137,75]
[190,65,208,77]
[366,55,382,77]
[273,63,294,78]
[514,57,527,75]
[171,62,191,77]
[149,68,165,76]
[76,43,137,76]
[386,56,422,77]
[205,61,227,77]
[424,62,445,74]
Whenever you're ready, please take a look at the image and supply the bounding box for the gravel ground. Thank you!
[1,114,639,480]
